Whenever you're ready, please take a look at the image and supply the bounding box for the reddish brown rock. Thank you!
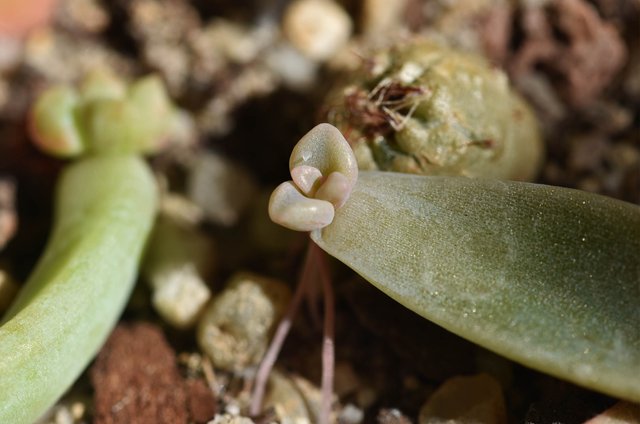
[90,322,192,424]
[185,378,217,424]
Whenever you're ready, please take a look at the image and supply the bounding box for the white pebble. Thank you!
[209,414,254,424]
[188,152,257,227]
[264,42,318,90]
[152,265,211,328]
[282,0,352,61]
[339,403,364,424]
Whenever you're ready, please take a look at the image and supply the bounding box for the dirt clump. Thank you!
[91,321,215,424]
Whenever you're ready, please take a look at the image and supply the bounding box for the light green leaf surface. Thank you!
[0,156,157,423]
[312,172,640,402]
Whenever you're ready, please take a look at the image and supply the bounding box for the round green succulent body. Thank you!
[327,40,543,181]
[30,70,176,158]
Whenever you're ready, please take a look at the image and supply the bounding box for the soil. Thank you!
[91,322,216,424]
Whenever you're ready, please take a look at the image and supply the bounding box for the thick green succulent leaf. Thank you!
[0,156,157,423]
[311,172,640,402]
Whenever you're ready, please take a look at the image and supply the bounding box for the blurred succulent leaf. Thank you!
[79,68,127,102]
[83,98,145,155]
[0,156,157,423]
[30,71,176,158]
[127,75,174,153]
[84,75,174,155]
[29,86,86,157]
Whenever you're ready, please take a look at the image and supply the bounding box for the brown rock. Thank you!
[185,379,217,424]
[91,322,188,424]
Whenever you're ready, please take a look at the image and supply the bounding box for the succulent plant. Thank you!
[0,70,174,423]
[270,123,640,404]
[29,68,176,157]
[325,39,544,181]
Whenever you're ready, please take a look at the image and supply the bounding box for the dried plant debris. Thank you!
[509,0,627,109]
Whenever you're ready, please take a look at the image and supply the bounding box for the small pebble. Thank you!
[264,370,314,424]
[377,408,411,424]
[35,397,89,424]
[584,401,640,424]
[265,42,318,90]
[152,265,212,328]
[195,20,260,65]
[339,403,364,424]
[361,0,408,36]
[282,0,352,61]
[143,211,213,328]
[209,414,254,424]
[53,406,74,424]
[419,374,506,424]
[56,0,110,33]
[188,152,258,227]
[197,273,290,371]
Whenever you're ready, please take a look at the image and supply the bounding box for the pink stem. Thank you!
[250,242,314,416]
[313,242,335,424]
